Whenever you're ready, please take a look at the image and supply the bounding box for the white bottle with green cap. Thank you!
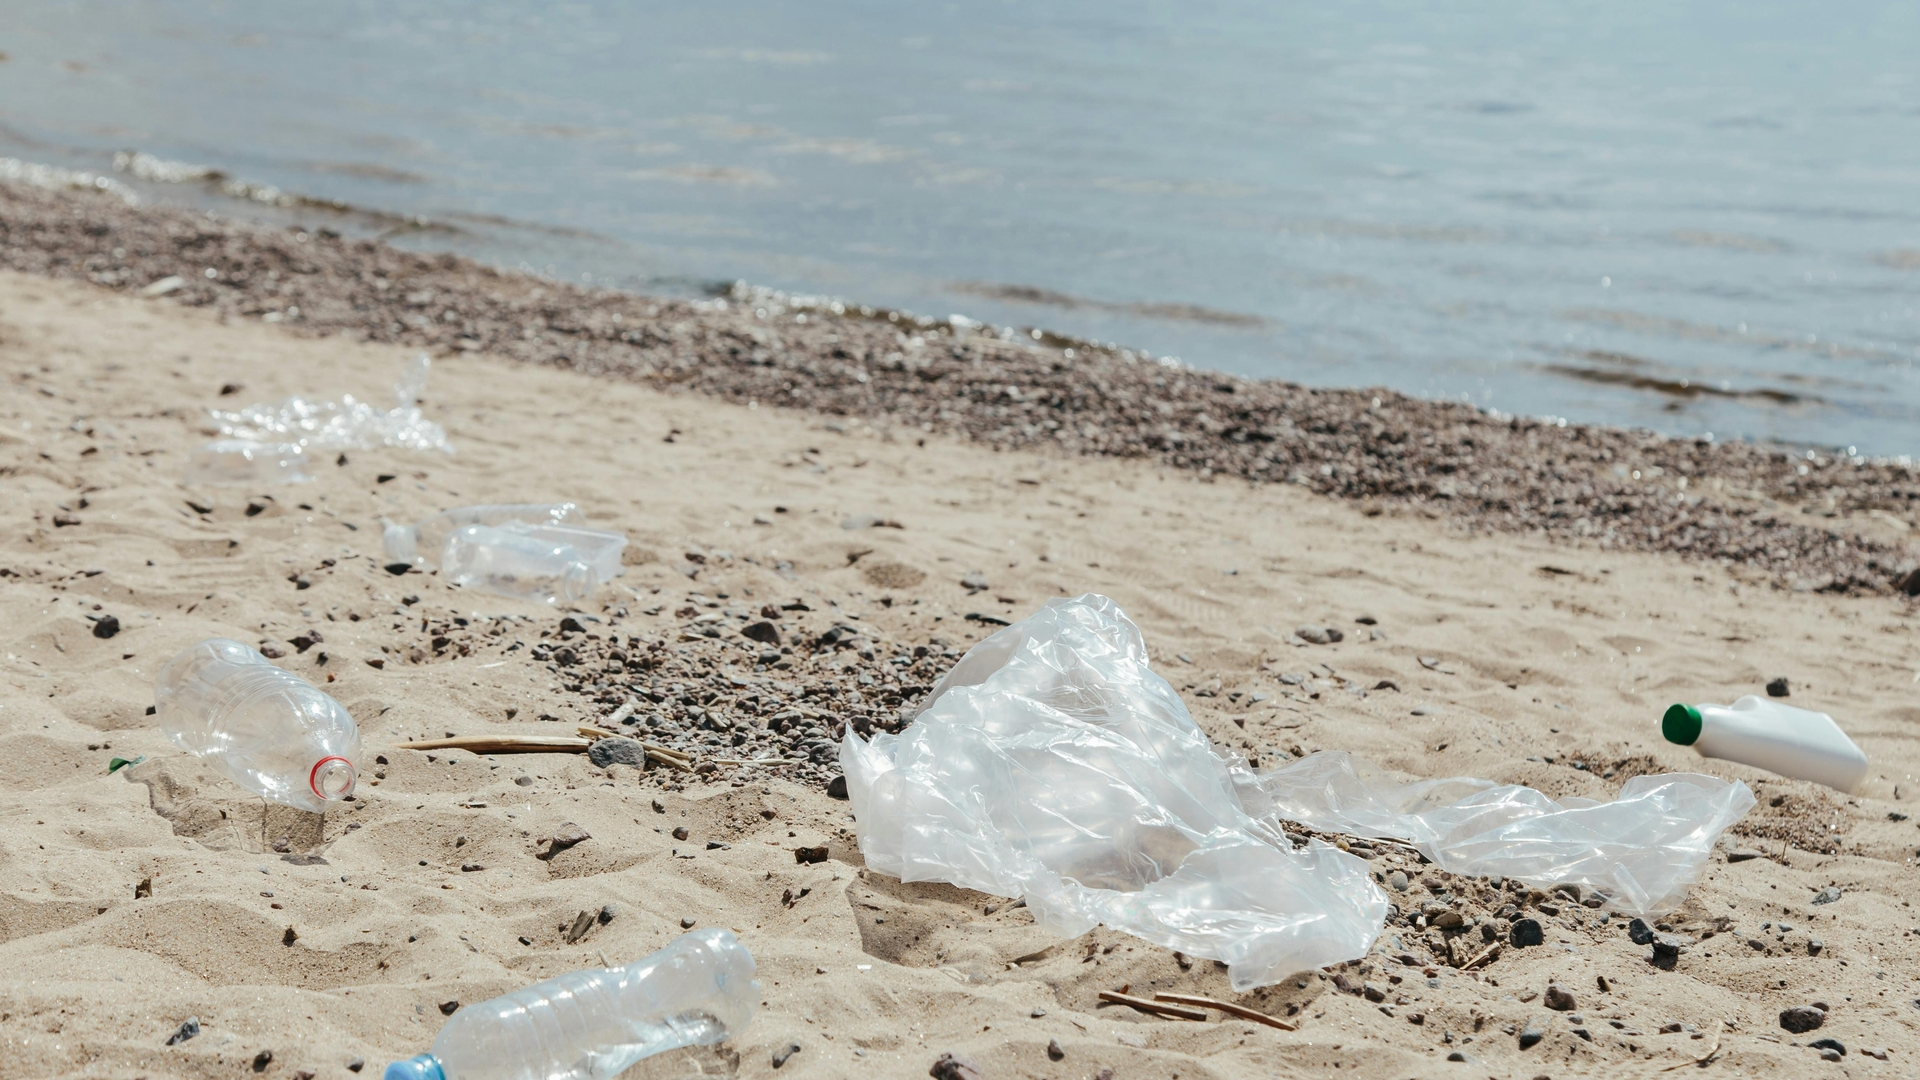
[1662,696,1868,793]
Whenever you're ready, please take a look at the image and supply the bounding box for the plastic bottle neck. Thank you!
[311,756,357,801]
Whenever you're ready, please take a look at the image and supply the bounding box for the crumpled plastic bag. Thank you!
[209,353,451,452]
[841,594,1388,990]
[1237,751,1754,915]
[841,594,1754,989]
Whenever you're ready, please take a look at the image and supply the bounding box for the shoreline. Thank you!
[2,179,1916,600]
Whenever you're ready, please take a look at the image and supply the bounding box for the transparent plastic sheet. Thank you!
[840,595,1389,991]
[1236,752,1755,915]
[208,353,451,453]
[841,595,1756,989]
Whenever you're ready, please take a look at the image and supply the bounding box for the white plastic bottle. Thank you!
[382,504,587,569]
[1663,696,1868,793]
[382,929,759,1080]
[184,439,311,486]
[441,521,626,604]
[154,639,361,812]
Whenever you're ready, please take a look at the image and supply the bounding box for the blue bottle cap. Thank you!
[382,1055,445,1080]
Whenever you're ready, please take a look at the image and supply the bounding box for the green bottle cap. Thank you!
[1662,704,1703,746]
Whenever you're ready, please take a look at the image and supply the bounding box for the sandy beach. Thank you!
[3,187,1920,1079]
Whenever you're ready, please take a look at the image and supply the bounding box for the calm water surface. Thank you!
[4,2,1919,452]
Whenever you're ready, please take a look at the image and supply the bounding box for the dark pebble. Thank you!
[438,1001,460,1016]
[929,1052,986,1080]
[165,1017,200,1045]
[92,614,121,639]
[1047,1038,1064,1061]
[383,562,412,576]
[772,1043,801,1069]
[1518,1017,1546,1050]
[252,1050,274,1072]
[1544,984,1576,1011]
[1808,1037,1846,1057]
[1779,1005,1826,1034]
[1766,677,1790,697]
[587,736,647,768]
[1627,917,1655,945]
[795,845,829,864]
[826,774,849,799]
[1510,918,1544,947]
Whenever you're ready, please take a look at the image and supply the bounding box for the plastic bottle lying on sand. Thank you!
[382,929,759,1080]
[1663,696,1868,792]
[154,639,360,812]
[382,503,586,569]
[440,520,626,604]
[183,439,310,486]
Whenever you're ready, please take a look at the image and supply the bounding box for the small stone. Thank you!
[772,1042,801,1069]
[1355,614,1378,625]
[929,1052,985,1080]
[1627,917,1655,945]
[1047,1038,1064,1061]
[1296,624,1344,645]
[598,904,616,925]
[1650,933,1687,968]
[1811,887,1842,905]
[514,775,533,787]
[672,826,690,841]
[253,1050,274,1071]
[652,799,666,813]
[282,926,298,946]
[1819,1048,1842,1062]
[347,1058,365,1073]
[960,571,990,591]
[1411,705,1440,716]
[827,775,849,799]
[1808,1038,1846,1057]
[92,614,121,639]
[743,621,781,645]
[1808,938,1824,955]
[1388,870,1409,892]
[795,845,829,864]
[1363,982,1387,1002]
[1447,1050,1472,1062]
[1518,1017,1546,1049]
[1766,677,1790,697]
[681,916,696,929]
[165,1017,201,1045]
[1726,849,1764,863]
[587,737,647,768]
[1544,984,1576,1011]
[438,1001,460,1016]
[1779,1005,1826,1034]
[1510,918,1544,947]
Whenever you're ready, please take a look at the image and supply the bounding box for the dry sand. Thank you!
[3,269,1919,1079]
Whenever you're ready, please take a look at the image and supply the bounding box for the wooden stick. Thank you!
[398,735,588,753]
[1462,942,1502,970]
[711,757,802,767]
[1097,991,1207,1022]
[1152,993,1296,1031]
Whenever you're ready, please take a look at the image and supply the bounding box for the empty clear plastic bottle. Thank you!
[382,503,585,569]
[154,639,360,812]
[184,439,311,486]
[383,929,759,1080]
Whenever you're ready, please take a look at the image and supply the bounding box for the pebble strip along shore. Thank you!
[2,179,1916,599]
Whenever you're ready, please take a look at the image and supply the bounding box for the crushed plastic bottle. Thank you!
[154,638,360,812]
[210,353,451,453]
[1664,696,1868,792]
[842,594,1757,988]
[183,438,311,486]
[382,503,586,570]
[440,521,625,604]
[382,929,758,1080]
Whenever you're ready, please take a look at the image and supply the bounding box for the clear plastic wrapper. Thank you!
[209,353,451,453]
[841,594,1388,990]
[1238,751,1755,915]
[183,438,311,486]
[441,521,625,604]
[842,595,1755,988]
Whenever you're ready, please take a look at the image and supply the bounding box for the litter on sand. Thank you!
[840,594,1755,989]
